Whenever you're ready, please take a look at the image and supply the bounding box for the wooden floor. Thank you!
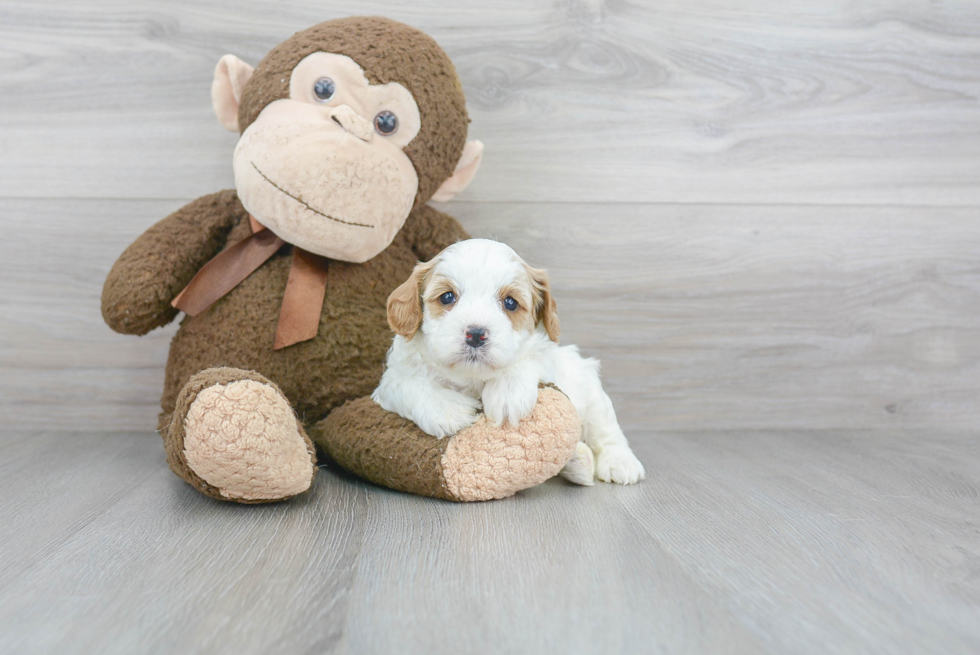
[2,1,979,653]
[1,429,978,654]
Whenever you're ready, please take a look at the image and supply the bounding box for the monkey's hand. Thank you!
[101,190,245,335]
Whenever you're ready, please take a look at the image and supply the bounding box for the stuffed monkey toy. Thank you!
[102,17,580,503]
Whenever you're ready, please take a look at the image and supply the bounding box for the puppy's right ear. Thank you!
[387,261,434,339]
[526,265,560,343]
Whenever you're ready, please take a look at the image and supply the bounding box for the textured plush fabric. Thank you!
[237,16,469,208]
[104,18,580,504]
[212,54,254,131]
[184,378,316,501]
[234,98,419,262]
[429,140,484,203]
[312,385,581,502]
[310,396,456,500]
[441,386,581,501]
[101,189,468,431]
[102,191,244,336]
[163,367,316,503]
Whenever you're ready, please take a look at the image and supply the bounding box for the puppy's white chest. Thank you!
[438,374,485,400]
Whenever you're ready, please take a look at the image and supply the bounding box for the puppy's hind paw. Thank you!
[559,442,595,486]
[595,446,645,485]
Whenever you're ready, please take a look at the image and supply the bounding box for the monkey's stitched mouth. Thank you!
[251,162,374,229]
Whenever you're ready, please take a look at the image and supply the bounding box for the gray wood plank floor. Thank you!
[2,0,979,653]
[0,429,977,654]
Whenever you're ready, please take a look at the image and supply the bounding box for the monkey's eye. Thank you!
[439,291,456,305]
[313,77,336,102]
[374,110,398,136]
[503,297,519,311]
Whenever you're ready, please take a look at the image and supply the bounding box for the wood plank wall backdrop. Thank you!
[1,0,978,434]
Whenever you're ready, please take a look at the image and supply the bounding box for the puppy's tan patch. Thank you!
[498,282,535,333]
[524,264,560,342]
[387,259,436,339]
[422,274,458,320]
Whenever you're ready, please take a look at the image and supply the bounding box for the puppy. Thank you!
[372,239,645,485]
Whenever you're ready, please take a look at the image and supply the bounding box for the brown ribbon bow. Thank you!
[171,215,329,350]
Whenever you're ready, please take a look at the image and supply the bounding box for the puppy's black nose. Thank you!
[465,326,488,348]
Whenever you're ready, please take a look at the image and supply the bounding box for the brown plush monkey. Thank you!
[102,17,579,503]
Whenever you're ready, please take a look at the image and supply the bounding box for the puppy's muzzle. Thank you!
[465,326,488,349]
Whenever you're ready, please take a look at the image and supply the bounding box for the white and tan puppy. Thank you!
[371,239,645,485]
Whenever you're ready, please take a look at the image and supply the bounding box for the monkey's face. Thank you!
[212,17,483,263]
[233,53,422,263]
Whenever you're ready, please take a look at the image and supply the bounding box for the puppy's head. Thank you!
[387,239,559,374]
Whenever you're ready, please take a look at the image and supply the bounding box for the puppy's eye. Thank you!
[313,77,336,102]
[439,291,456,305]
[374,110,398,136]
[502,297,519,311]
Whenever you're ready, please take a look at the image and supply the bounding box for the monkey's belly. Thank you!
[159,243,417,426]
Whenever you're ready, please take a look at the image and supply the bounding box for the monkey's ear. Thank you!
[430,140,484,203]
[211,54,255,132]
[387,261,434,339]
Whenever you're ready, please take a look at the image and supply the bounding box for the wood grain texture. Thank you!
[4,198,979,432]
[2,2,980,653]
[0,0,978,203]
[0,428,977,654]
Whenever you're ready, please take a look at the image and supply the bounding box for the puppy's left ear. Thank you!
[387,260,434,339]
[527,265,560,343]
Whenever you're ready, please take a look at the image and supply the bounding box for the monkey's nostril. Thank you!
[331,115,343,127]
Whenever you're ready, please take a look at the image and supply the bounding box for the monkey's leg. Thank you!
[309,385,581,502]
[161,367,317,503]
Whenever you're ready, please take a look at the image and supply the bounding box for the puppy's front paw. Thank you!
[415,393,481,439]
[595,447,645,485]
[482,376,539,427]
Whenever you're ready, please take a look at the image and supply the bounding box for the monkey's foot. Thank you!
[311,384,581,502]
[163,367,317,503]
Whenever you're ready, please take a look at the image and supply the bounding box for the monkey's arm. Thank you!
[311,384,580,502]
[404,204,471,262]
[102,190,246,335]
